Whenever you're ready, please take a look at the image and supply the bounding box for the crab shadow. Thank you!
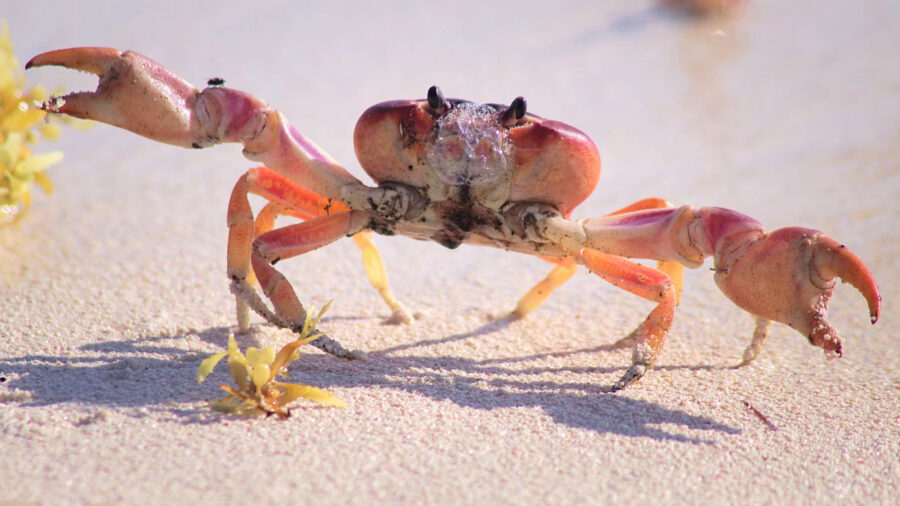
[0,327,233,422]
[0,318,738,442]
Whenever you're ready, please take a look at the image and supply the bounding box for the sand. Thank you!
[2,1,898,504]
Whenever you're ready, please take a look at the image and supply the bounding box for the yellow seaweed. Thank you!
[197,302,344,418]
[0,21,79,225]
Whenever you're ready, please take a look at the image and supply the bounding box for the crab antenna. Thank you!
[501,96,527,126]
[427,85,449,113]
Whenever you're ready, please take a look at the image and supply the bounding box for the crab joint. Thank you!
[342,183,425,222]
[542,215,587,252]
[501,203,581,248]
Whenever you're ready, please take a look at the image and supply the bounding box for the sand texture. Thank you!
[2,1,898,504]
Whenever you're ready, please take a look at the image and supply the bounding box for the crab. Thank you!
[26,47,880,391]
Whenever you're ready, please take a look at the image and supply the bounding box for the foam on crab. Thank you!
[426,102,510,186]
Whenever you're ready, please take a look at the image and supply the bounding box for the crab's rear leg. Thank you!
[352,232,414,324]
[512,257,579,319]
[512,197,683,320]
[234,166,412,326]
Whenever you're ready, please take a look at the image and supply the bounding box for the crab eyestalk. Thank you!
[500,96,527,126]
[426,85,450,114]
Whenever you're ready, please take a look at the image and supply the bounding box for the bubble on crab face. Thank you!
[425,102,510,186]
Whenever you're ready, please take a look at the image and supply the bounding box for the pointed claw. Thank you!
[610,364,647,392]
[715,227,880,357]
[26,47,124,74]
[26,47,201,147]
[811,235,881,325]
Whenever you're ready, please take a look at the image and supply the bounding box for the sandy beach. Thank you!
[2,1,898,504]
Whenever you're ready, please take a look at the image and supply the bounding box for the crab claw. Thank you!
[715,226,880,357]
[28,46,361,203]
[27,47,209,148]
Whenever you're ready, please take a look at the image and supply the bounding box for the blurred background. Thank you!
[1,2,898,503]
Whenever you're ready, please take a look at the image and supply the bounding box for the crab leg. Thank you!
[257,218,369,359]
[227,171,366,358]
[230,171,406,358]
[580,250,678,391]
[351,232,414,324]
[602,198,684,302]
[235,165,350,324]
[27,48,365,201]
[513,197,684,320]
[564,205,880,362]
[512,257,579,319]
[230,166,412,326]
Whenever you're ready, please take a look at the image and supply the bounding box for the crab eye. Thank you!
[427,85,449,114]
[501,96,527,126]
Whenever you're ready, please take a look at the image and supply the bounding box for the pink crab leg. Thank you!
[575,205,880,361]
[580,249,678,391]
[231,166,412,325]
[603,197,684,302]
[26,47,364,201]
[513,197,683,320]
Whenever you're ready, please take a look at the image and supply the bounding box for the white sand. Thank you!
[2,1,898,504]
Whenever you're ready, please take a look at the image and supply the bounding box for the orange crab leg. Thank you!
[351,232,413,324]
[229,170,354,331]
[231,166,412,326]
[245,166,350,218]
[604,197,671,216]
[244,212,367,360]
[513,197,682,319]
[511,257,579,319]
[580,249,678,391]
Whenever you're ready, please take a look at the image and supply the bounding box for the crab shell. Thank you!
[353,98,601,218]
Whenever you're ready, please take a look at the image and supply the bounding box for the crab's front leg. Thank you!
[27,47,361,199]
[27,47,412,346]
[229,166,414,329]
[512,198,684,320]
[538,205,880,389]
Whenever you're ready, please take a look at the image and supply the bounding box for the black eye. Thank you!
[511,96,526,119]
[501,96,527,126]
[427,85,449,113]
